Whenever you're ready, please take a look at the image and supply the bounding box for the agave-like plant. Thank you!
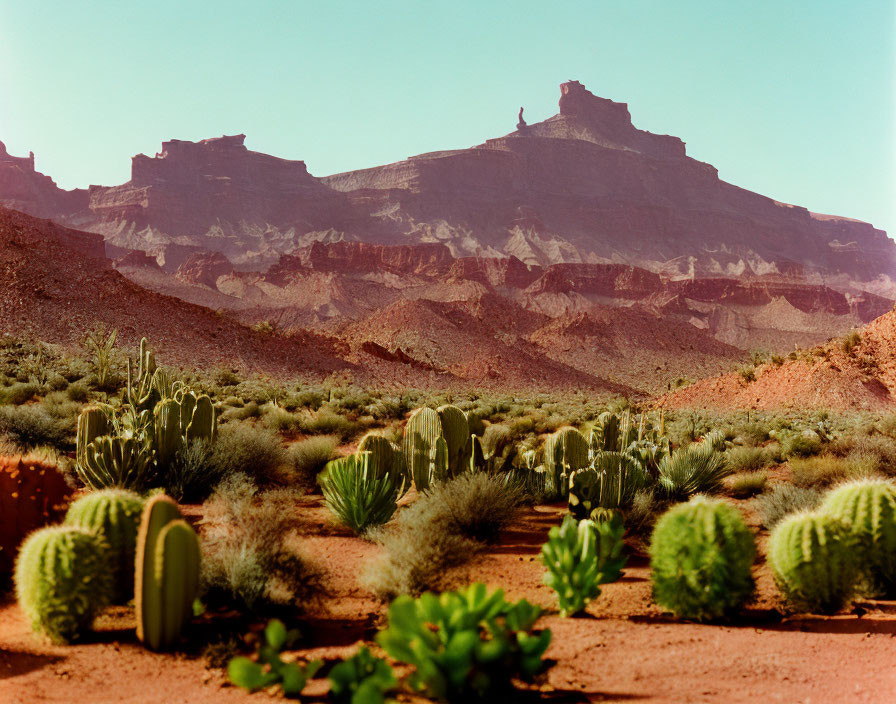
[321,454,401,534]
[657,438,730,499]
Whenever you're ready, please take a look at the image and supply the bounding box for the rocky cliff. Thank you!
[0,141,88,218]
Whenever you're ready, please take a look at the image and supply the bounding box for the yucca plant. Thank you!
[657,439,730,499]
[322,454,400,534]
[541,513,626,617]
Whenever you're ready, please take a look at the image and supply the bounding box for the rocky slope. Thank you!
[658,308,896,410]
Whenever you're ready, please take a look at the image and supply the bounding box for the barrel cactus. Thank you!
[820,478,896,595]
[135,494,200,650]
[65,489,145,603]
[649,496,756,620]
[767,511,859,613]
[14,525,111,643]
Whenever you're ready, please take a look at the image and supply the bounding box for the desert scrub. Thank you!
[0,405,72,451]
[297,407,360,440]
[64,489,144,603]
[788,455,872,489]
[726,471,767,498]
[200,478,317,613]
[204,422,284,486]
[649,496,756,620]
[433,472,523,542]
[15,525,111,642]
[376,583,551,702]
[0,381,39,405]
[820,479,896,595]
[754,483,823,529]
[780,430,823,458]
[541,513,626,617]
[284,434,337,485]
[725,446,772,473]
[767,511,859,613]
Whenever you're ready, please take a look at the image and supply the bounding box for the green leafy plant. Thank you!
[767,511,859,612]
[820,479,896,595]
[228,619,322,697]
[541,513,626,617]
[376,583,551,702]
[328,646,397,704]
[657,438,730,499]
[321,453,401,534]
[14,525,111,643]
[649,496,756,620]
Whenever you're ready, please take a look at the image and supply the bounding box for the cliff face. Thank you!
[0,141,88,218]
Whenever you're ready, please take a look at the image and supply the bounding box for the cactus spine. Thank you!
[135,494,200,650]
[767,511,859,613]
[14,525,111,643]
[65,489,145,603]
[820,479,896,595]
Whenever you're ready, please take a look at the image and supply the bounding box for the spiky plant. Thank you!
[543,427,589,499]
[322,454,400,534]
[541,513,626,617]
[657,439,730,499]
[14,525,111,643]
[568,451,649,519]
[65,489,145,603]
[820,479,896,595]
[767,511,859,613]
[649,496,755,620]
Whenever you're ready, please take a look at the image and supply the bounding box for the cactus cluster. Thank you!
[767,511,859,613]
[568,451,649,518]
[0,455,73,579]
[135,494,201,650]
[649,496,756,620]
[401,405,471,490]
[65,489,145,603]
[14,525,111,643]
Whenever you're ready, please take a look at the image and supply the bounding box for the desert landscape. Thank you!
[2,3,895,703]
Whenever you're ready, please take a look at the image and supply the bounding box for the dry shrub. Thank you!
[200,475,317,613]
[726,446,772,473]
[285,435,338,485]
[789,455,875,489]
[205,422,285,486]
[726,471,767,498]
[362,473,522,600]
[754,483,824,529]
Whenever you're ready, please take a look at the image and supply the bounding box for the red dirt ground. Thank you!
[2,494,895,703]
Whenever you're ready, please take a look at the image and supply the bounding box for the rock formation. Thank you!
[0,140,88,218]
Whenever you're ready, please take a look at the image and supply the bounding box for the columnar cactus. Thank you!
[649,496,756,620]
[77,435,154,491]
[76,406,111,470]
[65,489,145,603]
[186,394,216,444]
[436,404,471,477]
[135,494,200,650]
[568,451,648,518]
[154,398,182,471]
[357,433,408,496]
[0,456,73,578]
[543,427,588,499]
[127,337,159,412]
[767,511,859,613]
[820,479,896,595]
[402,407,444,491]
[14,525,111,643]
[470,434,486,471]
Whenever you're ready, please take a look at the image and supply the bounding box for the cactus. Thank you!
[596,412,620,452]
[77,435,154,491]
[767,511,859,613]
[76,406,111,470]
[14,525,111,643]
[135,494,200,650]
[186,394,216,444]
[0,456,73,579]
[436,404,471,477]
[402,407,444,491]
[649,496,756,620]
[543,427,588,499]
[568,452,649,518]
[541,513,626,617]
[357,432,409,496]
[470,434,486,471]
[127,337,159,412]
[820,479,896,595]
[65,489,145,603]
[153,398,182,471]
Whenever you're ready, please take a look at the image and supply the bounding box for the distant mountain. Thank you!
[1,81,893,294]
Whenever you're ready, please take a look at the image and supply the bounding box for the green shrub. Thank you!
[298,408,359,440]
[754,483,824,529]
[725,446,771,473]
[821,479,896,595]
[541,513,626,617]
[658,439,730,499]
[228,619,322,696]
[64,489,144,603]
[14,525,111,642]
[321,454,400,534]
[328,646,397,704]
[285,435,337,485]
[376,583,551,702]
[781,430,823,458]
[0,406,72,450]
[726,471,767,498]
[65,382,89,402]
[767,511,859,613]
[205,422,284,486]
[649,496,756,620]
[165,440,221,502]
[789,455,869,488]
[0,382,39,405]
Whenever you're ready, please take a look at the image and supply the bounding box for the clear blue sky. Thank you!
[1,1,893,235]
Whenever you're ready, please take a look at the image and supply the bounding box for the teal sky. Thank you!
[1,1,893,235]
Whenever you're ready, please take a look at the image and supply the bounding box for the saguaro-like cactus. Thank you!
[543,427,589,499]
[436,405,471,477]
[65,489,145,603]
[135,494,200,650]
[14,525,111,643]
[767,511,859,613]
[402,407,444,491]
[820,479,896,595]
[76,406,111,470]
[127,337,159,412]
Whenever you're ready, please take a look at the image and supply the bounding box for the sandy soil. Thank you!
[2,495,895,704]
